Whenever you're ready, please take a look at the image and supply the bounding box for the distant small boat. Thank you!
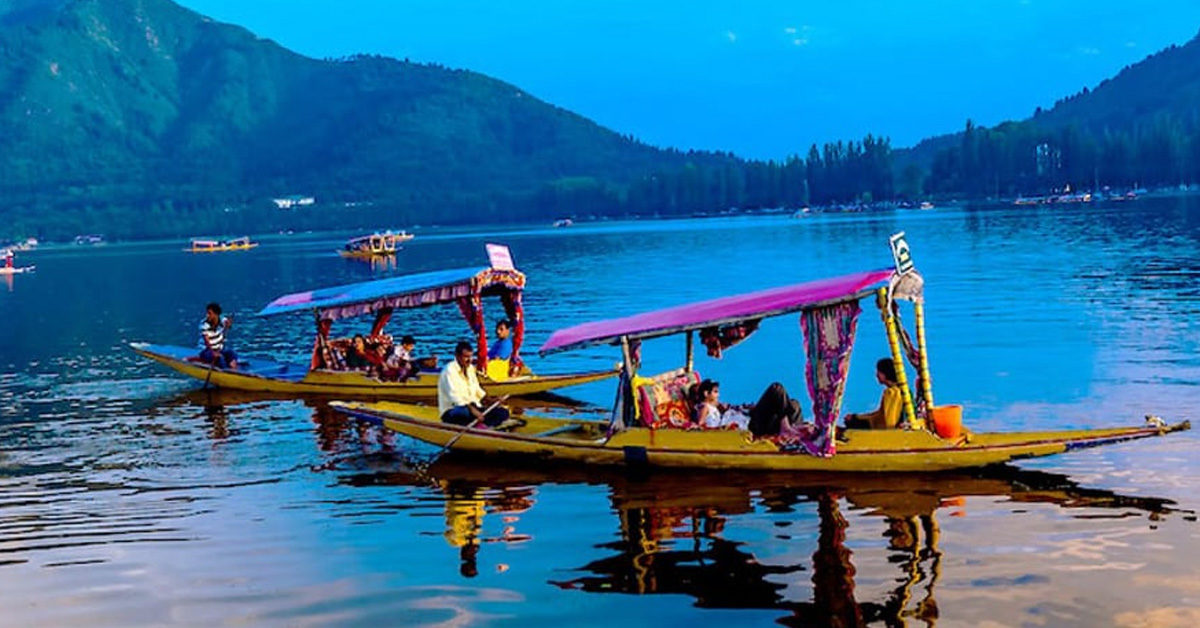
[0,250,33,274]
[918,201,934,210]
[552,218,574,228]
[792,207,812,218]
[74,234,105,245]
[339,231,414,259]
[187,236,259,253]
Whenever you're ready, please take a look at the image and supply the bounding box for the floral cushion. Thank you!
[636,370,700,428]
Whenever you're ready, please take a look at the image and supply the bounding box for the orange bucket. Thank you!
[930,405,963,439]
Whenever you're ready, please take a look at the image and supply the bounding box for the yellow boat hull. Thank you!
[334,400,1190,473]
[187,244,259,252]
[338,250,395,259]
[131,343,617,399]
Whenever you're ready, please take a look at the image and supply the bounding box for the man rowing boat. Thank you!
[438,341,513,428]
[199,302,239,370]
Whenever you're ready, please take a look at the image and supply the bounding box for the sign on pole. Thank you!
[486,243,515,270]
[889,232,914,275]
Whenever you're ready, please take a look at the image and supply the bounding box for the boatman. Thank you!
[438,341,511,428]
[199,302,239,370]
[487,319,513,360]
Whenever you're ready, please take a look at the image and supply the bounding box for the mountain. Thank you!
[0,0,748,238]
[898,29,1200,190]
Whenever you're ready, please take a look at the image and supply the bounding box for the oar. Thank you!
[428,395,511,460]
[202,354,217,389]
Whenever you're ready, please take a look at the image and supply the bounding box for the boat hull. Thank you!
[333,401,1191,473]
[131,343,617,398]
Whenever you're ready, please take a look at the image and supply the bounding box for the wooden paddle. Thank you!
[433,394,511,457]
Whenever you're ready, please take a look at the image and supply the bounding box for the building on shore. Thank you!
[273,195,316,209]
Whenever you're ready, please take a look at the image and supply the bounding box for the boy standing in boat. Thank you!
[199,302,239,370]
[439,341,510,428]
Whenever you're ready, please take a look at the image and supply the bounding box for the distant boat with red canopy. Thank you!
[0,249,34,275]
[132,245,616,398]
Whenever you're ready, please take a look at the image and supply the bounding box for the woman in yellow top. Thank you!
[844,358,903,430]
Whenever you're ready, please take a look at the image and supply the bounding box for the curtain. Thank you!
[501,289,525,375]
[797,300,862,456]
[456,293,487,371]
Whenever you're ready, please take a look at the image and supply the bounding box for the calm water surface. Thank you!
[2,200,1199,626]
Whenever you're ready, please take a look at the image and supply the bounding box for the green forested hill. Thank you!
[897,30,1200,197]
[0,0,756,238]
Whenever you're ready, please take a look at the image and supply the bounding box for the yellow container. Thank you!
[931,404,963,439]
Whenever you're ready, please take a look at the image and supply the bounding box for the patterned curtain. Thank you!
[798,300,862,456]
[500,289,525,374]
[456,293,488,371]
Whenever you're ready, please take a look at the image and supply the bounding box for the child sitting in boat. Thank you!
[691,379,807,438]
[692,379,750,430]
[843,358,903,429]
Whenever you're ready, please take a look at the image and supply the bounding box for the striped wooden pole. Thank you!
[878,287,918,429]
[914,300,935,413]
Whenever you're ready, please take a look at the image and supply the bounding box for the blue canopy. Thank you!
[258,266,525,320]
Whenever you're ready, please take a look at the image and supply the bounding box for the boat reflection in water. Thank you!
[339,458,1182,627]
[343,253,398,273]
[160,392,1186,626]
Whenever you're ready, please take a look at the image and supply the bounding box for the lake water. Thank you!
[2,199,1199,626]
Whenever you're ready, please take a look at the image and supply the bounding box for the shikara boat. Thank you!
[133,246,616,399]
[0,251,33,274]
[334,233,1189,472]
[338,231,414,259]
[187,236,259,252]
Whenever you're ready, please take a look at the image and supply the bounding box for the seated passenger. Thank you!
[844,358,904,430]
[747,381,806,438]
[390,335,439,373]
[488,319,513,360]
[344,334,372,371]
[693,379,751,430]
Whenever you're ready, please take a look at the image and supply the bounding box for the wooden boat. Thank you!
[133,245,617,399]
[338,231,414,259]
[187,236,259,252]
[0,250,33,274]
[334,401,1187,472]
[335,233,1190,472]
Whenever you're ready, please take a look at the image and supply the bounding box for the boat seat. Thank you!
[533,424,584,438]
[634,369,700,428]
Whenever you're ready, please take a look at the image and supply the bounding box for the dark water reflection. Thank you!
[339,454,1186,628]
[3,200,1200,625]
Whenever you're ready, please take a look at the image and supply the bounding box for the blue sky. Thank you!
[178,1,1200,160]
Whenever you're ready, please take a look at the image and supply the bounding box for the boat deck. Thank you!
[137,343,309,382]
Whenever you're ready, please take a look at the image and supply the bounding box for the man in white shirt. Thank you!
[438,341,510,427]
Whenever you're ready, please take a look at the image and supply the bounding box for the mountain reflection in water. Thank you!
[335,453,1184,628]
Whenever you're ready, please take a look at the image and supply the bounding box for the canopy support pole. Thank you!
[914,301,935,412]
[619,335,637,429]
[878,288,918,429]
[684,330,694,373]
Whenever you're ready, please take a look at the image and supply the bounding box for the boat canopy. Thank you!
[259,266,525,320]
[258,264,527,372]
[539,268,894,355]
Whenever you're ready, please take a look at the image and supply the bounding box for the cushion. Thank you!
[635,370,700,428]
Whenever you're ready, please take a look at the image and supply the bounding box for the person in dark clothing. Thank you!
[747,382,804,438]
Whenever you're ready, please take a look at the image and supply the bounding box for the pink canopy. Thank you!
[539,268,894,355]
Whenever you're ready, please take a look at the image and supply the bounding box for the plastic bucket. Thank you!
[930,405,963,439]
